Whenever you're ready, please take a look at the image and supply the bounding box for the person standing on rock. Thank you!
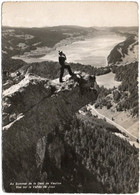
[58,51,74,82]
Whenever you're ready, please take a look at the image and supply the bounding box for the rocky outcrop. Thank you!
[107,35,138,66]
[2,72,98,192]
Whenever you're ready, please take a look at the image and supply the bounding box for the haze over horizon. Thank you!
[2,24,139,28]
[2,1,138,28]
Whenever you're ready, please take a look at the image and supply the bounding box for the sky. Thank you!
[2,1,139,27]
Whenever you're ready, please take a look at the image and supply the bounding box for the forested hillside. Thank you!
[63,115,139,193]
[2,26,96,57]
[112,62,138,115]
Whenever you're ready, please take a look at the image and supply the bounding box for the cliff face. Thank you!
[2,72,100,192]
[107,35,138,66]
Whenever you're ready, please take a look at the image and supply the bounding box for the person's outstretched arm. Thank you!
[62,52,66,60]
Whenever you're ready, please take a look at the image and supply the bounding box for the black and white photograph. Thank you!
[1,1,139,193]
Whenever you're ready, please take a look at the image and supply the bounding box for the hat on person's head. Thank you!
[59,51,63,55]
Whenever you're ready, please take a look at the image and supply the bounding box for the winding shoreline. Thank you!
[12,33,95,62]
[12,32,126,65]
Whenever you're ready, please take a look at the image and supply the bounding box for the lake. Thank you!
[13,34,125,67]
[40,34,125,67]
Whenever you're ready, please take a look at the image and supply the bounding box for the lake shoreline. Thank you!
[12,33,96,62]
[12,32,126,66]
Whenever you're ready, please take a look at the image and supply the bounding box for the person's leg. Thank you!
[60,67,64,82]
[65,65,73,76]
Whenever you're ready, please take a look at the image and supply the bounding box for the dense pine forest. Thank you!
[112,62,138,116]
[63,115,139,193]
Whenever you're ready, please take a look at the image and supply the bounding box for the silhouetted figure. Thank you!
[58,51,73,82]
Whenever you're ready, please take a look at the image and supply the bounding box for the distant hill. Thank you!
[107,34,138,66]
[2,25,138,59]
[2,25,97,57]
[109,26,138,36]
